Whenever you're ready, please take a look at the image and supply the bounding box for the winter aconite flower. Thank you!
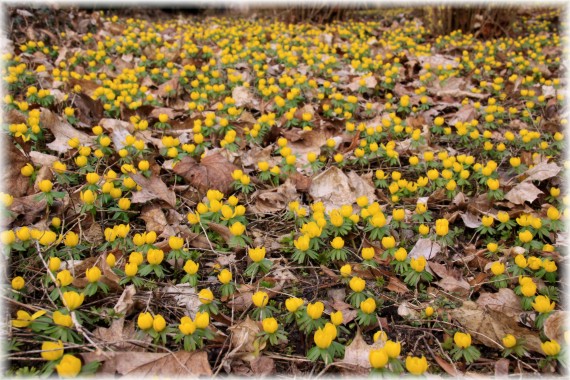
[41,340,64,361]
[55,354,82,377]
[406,355,428,375]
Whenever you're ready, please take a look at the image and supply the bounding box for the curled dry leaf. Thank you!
[521,161,561,182]
[408,238,441,260]
[339,328,384,375]
[309,167,376,212]
[81,351,212,377]
[41,108,93,153]
[129,173,176,208]
[249,179,299,214]
[163,284,201,318]
[450,301,542,353]
[250,356,275,376]
[228,317,266,362]
[460,212,481,228]
[139,203,172,235]
[476,288,522,318]
[99,118,134,152]
[232,86,258,108]
[504,181,543,205]
[3,140,32,198]
[543,311,567,343]
[173,153,238,195]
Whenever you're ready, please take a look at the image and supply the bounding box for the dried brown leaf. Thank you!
[250,356,275,376]
[521,161,561,183]
[42,108,93,153]
[450,301,542,352]
[476,288,522,318]
[139,204,171,235]
[3,141,32,198]
[543,311,567,343]
[249,180,299,214]
[504,182,543,205]
[228,317,266,361]
[340,329,383,374]
[130,173,176,208]
[99,118,134,152]
[81,351,212,376]
[173,153,238,195]
[409,238,441,260]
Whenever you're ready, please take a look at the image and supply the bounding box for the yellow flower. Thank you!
[532,295,555,313]
[262,317,279,334]
[519,230,533,243]
[153,314,166,332]
[330,310,343,325]
[392,208,405,221]
[294,234,310,251]
[63,231,78,247]
[62,291,84,310]
[410,256,426,272]
[106,253,116,267]
[307,301,324,320]
[360,298,376,314]
[118,198,131,210]
[252,291,269,308]
[248,246,266,262]
[169,236,184,250]
[384,340,401,358]
[425,306,434,317]
[547,206,560,220]
[56,270,73,287]
[314,327,333,349]
[21,163,35,177]
[146,249,164,265]
[137,312,153,330]
[41,340,64,361]
[286,297,304,313]
[80,189,96,205]
[124,261,138,277]
[394,247,407,261]
[454,331,472,348]
[487,178,500,190]
[369,348,389,369]
[502,334,517,348]
[374,330,388,343]
[158,114,169,123]
[11,276,25,290]
[406,355,428,375]
[53,311,73,328]
[349,276,366,292]
[11,309,47,328]
[195,311,210,328]
[435,219,449,236]
[339,263,351,277]
[541,340,561,356]
[361,247,375,260]
[183,260,199,275]
[381,236,396,249]
[179,316,196,335]
[198,288,214,304]
[481,215,494,227]
[55,354,82,378]
[229,222,246,236]
[331,236,344,249]
[418,224,429,235]
[38,179,53,193]
[218,269,232,284]
[85,266,101,283]
[490,261,505,276]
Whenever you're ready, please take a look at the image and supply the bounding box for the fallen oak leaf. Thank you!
[173,153,238,196]
[504,182,543,205]
[81,351,212,376]
[41,108,93,153]
[129,173,176,208]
